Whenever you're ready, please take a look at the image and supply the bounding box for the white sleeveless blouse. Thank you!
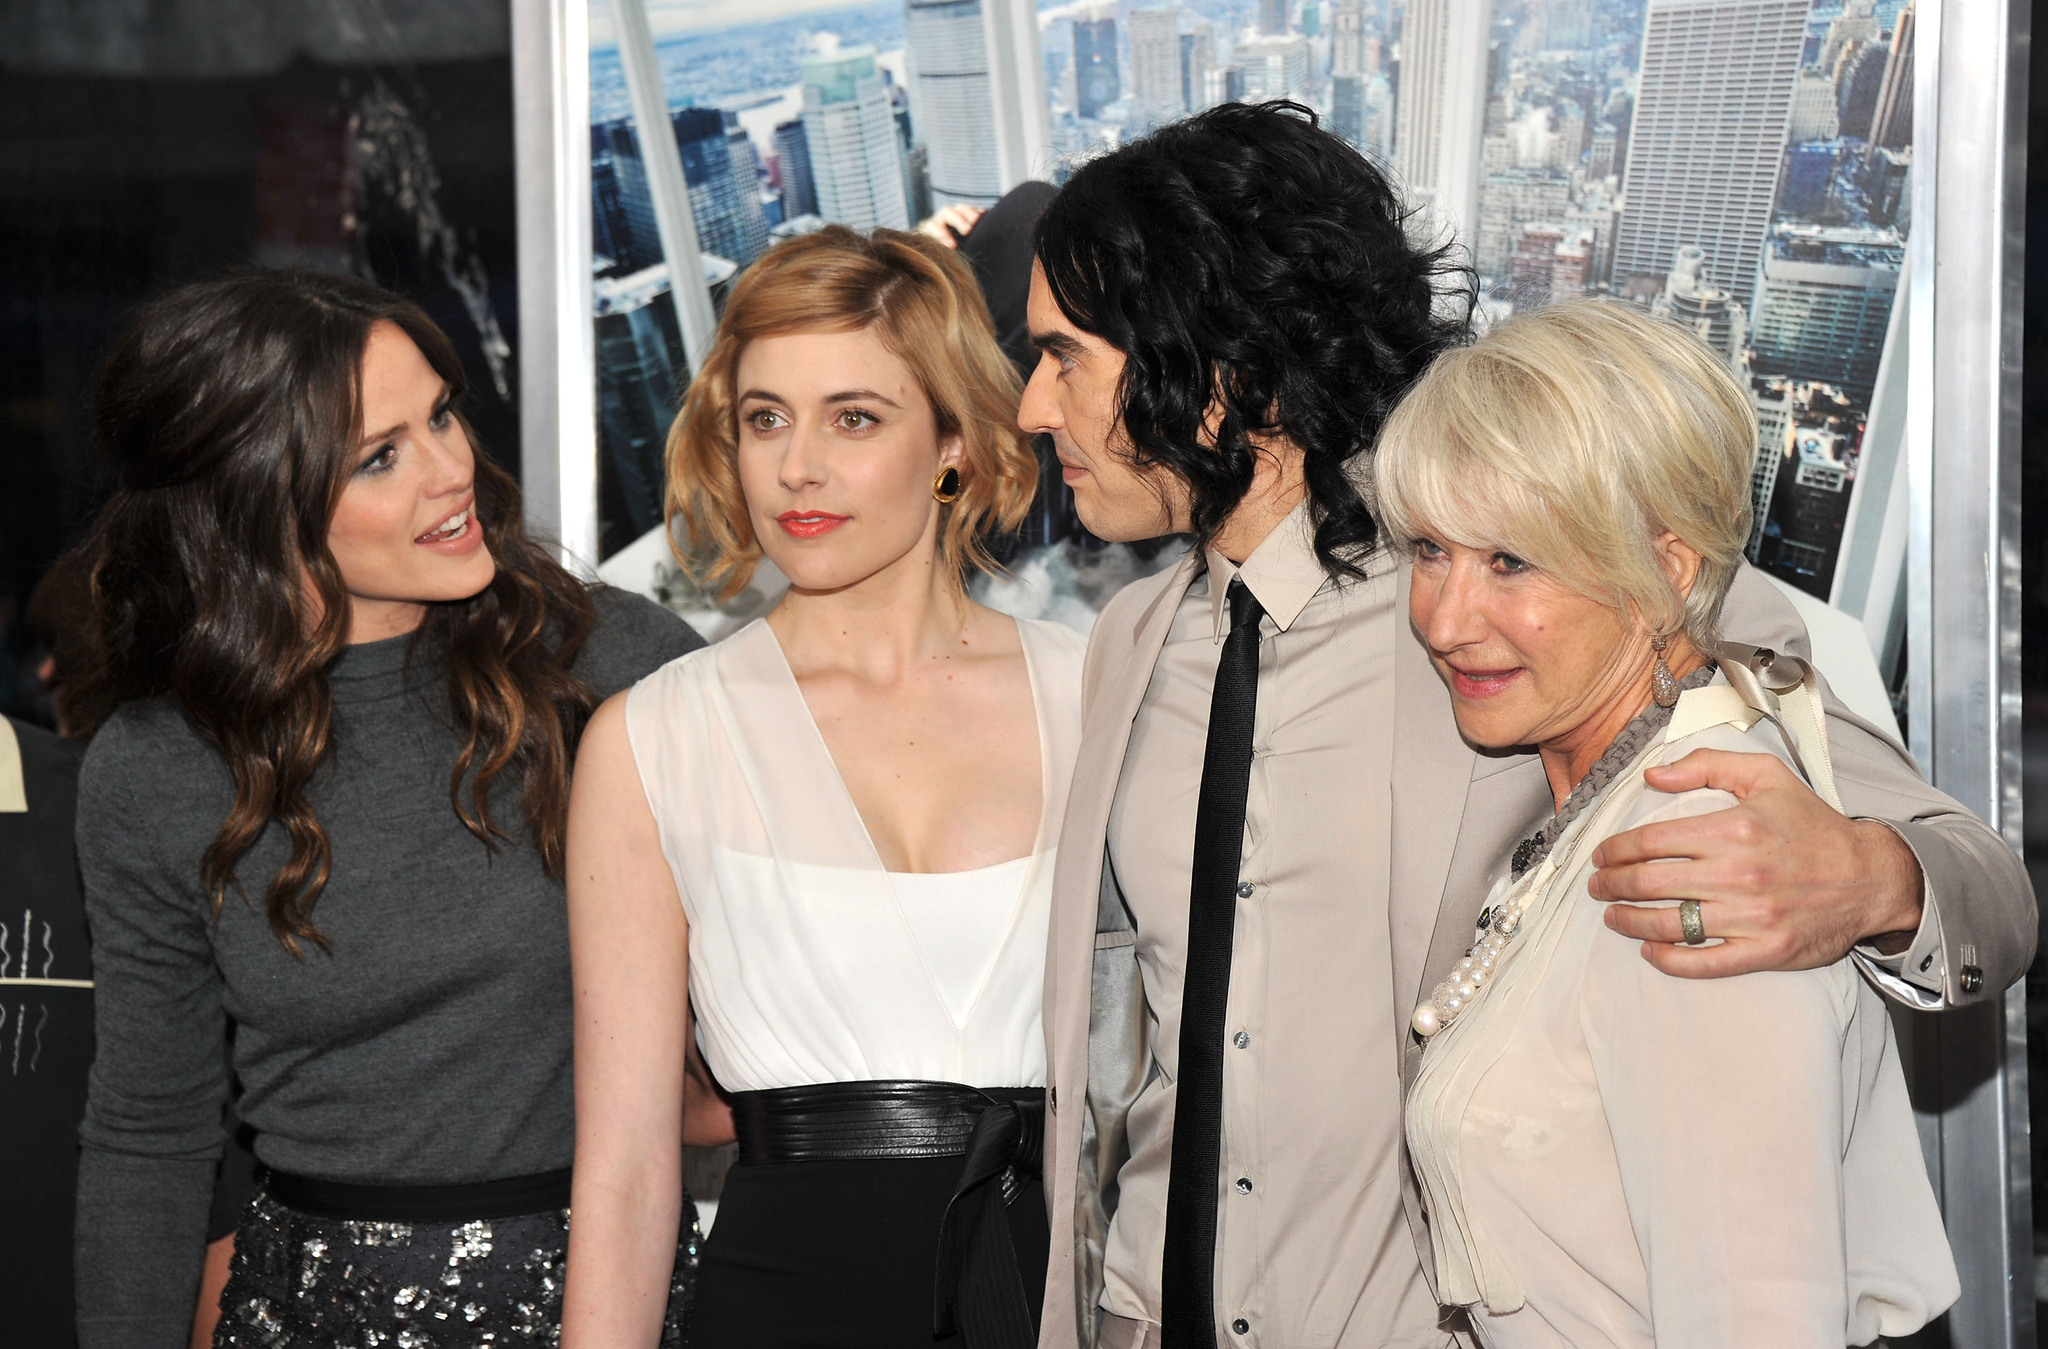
[623,616,1086,1092]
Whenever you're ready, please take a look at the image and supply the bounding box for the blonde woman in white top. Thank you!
[560,227,1083,1348]
[1377,300,1958,1347]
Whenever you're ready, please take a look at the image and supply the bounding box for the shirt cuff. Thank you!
[1849,819,1945,1010]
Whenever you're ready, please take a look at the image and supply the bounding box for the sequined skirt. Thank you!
[214,1185,700,1348]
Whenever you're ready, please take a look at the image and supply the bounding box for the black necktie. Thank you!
[1161,576,1265,1348]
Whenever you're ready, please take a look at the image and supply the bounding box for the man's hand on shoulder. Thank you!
[1587,747,1925,978]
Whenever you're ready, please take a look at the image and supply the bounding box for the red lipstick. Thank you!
[776,510,850,539]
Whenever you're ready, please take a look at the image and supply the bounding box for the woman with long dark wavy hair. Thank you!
[68,270,702,1349]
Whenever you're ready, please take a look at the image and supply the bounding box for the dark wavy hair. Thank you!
[1034,100,1476,575]
[69,270,598,955]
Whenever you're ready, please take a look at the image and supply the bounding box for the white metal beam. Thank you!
[511,0,599,570]
[1905,0,2032,1341]
[609,0,719,375]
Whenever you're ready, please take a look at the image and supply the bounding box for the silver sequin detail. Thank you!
[213,1186,700,1349]
[450,1221,494,1261]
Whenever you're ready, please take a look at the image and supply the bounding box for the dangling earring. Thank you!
[931,465,962,504]
[1650,634,1679,708]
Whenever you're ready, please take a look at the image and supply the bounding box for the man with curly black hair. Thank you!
[1025,101,2033,1349]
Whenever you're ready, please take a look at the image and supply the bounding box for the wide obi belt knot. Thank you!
[726,1080,1044,1349]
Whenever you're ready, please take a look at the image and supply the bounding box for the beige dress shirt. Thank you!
[1096,506,1444,1347]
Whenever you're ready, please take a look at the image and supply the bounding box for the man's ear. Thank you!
[1199,393,1226,449]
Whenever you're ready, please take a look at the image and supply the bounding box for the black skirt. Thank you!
[212,1183,701,1348]
[689,1155,1049,1349]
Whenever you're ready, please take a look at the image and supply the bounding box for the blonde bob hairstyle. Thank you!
[665,224,1038,601]
[1373,298,1757,648]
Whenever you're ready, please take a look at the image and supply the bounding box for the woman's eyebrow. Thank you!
[357,419,406,449]
[823,388,901,408]
[360,385,453,448]
[738,387,904,409]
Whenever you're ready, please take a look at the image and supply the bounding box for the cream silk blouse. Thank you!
[1405,680,1959,1348]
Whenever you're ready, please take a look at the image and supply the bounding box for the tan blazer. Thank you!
[1037,557,2037,1347]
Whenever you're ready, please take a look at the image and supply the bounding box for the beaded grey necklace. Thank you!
[1508,662,1720,878]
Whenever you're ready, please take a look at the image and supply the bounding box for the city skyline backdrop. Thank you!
[586,0,1917,689]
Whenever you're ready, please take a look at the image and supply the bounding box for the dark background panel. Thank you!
[0,2,519,727]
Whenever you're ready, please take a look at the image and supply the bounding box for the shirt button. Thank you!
[1232,1318,1250,1335]
[1236,881,1254,899]
[1235,1176,1253,1194]
[1234,1030,1250,1049]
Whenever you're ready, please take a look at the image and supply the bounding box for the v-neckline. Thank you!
[751,614,1054,876]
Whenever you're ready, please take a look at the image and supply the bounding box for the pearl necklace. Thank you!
[1410,868,1541,1039]
[1411,666,1718,1041]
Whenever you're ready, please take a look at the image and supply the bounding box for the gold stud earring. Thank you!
[1651,634,1679,708]
[931,465,962,504]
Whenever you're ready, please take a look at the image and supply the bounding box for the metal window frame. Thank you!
[1905,0,2032,1343]
[513,0,599,570]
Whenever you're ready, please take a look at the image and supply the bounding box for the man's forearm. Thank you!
[1850,819,1924,953]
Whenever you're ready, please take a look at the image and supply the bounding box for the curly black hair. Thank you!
[1034,100,1476,576]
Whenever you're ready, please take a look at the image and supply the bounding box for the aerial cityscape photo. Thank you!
[587,0,1915,695]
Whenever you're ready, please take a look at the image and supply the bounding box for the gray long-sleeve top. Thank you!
[73,588,702,1349]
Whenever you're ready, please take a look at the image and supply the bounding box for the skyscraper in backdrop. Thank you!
[597,120,661,274]
[1331,0,1369,77]
[1867,2,1914,152]
[799,44,909,232]
[772,119,818,219]
[1610,0,1807,302]
[1259,0,1289,36]
[1834,41,1886,140]
[594,264,686,551]
[1180,22,1215,115]
[1749,223,1903,405]
[1653,245,1747,365]
[1236,35,1312,101]
[1391,0,1489,250]
[672,106,768,267]
[1329,0,1369,146]
[593,122,658,273]
[1074,17,1120,121]
[1818,0,1880,71]
[903,0,1051,207]
[1127,9,1184,126]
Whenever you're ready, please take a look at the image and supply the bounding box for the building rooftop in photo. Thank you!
[1766,221,1905,270]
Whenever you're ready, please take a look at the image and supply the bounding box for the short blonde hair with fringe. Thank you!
[666,225,1038,601]
[1373,298,1756,647]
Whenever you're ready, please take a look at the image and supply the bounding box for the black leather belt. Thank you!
[730,1079,1041,1164]
[727,1079,1045,1349]
[264,1166,572,1224]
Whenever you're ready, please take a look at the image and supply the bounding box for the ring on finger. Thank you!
[1678,899,1707,946]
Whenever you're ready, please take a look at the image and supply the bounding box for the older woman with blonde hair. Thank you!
[560,226,1080,1348]
[1380,300,1957,1346]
